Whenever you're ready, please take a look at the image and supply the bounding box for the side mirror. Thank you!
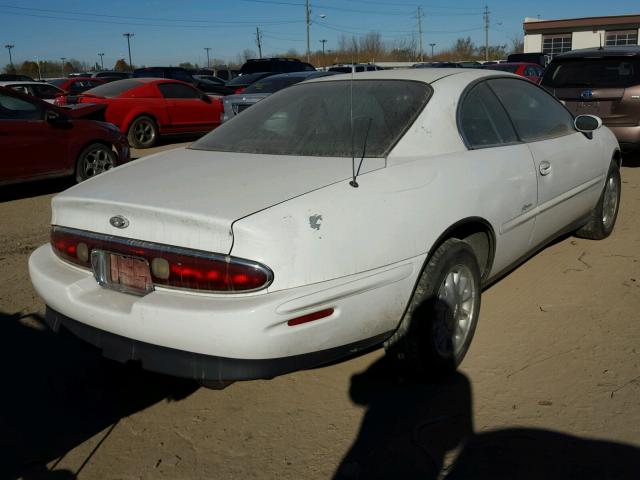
[574,114,602,133]
[201,94,212,103]
[45,110,69,126]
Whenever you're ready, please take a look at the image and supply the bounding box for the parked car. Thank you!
[225,72,277,94]
[413,62,461,68]
[193,74,227,86]
[507,52,550,68]
[29,69,620,385]
[541,46,640,150]
[133,67,233,96]
[328,63,383,73]
[0,81,64,103]
[0,74,35,81]
[49,77,107,105]
[482,62,544,83]
[90,71,132,82]
[457,61,483,68]
[76,78,222,148]
[0,86,129,185]
[240,57,315,75]
[221,71,335,122]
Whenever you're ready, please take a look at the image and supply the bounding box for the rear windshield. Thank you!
[484,64,519,73]
[83,79,143,97]
[542,58,640,88]
[226,72,268,86]
[244,76,304,94]
[192,80,431,157]
[48,79,66,87]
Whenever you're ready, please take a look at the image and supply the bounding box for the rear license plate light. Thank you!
[91,250,154,296]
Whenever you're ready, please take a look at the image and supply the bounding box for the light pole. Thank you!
[98,52,104,70]
[4,44,14,71]
[319,39,327,67]
[122,33,134,70]
[429,43,436,58]
[60,57,66,76]
[204,47,211,69]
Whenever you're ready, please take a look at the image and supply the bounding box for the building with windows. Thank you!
[523,14,640,57]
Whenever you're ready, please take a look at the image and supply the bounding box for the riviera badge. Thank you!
[109,215,130,229]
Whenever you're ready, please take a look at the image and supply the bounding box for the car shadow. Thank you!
[0,177,74,203]
[0,311,199,480]
[334,357,640,479]
[622,151,640,168]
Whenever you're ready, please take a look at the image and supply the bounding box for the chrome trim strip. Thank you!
[52,225,275,293]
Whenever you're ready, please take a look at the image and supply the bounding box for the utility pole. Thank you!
[204,47,211,68]
[416,7,424,62]
[35,56,42,79]
[123,32,134,70]
[305,0,311,63]
[255,27,263,59]
[98,52,104,69]
[319,39,327,66]
[483,5,490,61]
[60,57,66,76]
[4,44,14,71]
[429,42,436,58]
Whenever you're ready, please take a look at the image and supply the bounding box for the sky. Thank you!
[1,0,639,68]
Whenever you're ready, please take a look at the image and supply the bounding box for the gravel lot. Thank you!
[1,144,639,479]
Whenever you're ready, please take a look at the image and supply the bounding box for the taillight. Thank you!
[50,227,273,293]
[234,87,245,94]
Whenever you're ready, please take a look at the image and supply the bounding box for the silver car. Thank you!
[221,71,335,122]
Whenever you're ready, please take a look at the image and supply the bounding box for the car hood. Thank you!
[51,147,385,254]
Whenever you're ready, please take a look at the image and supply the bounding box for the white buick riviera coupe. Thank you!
[29,69,621,383]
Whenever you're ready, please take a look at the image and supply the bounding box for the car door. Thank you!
[488,77,605,246]
[0,90,69,182]
[458,81,538,268]
[157,82,218,132]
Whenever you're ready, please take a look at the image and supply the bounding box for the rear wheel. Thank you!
[575,161,621,240]
[385,238,481,379]
[127,115,158,149]
[75,143,116,183]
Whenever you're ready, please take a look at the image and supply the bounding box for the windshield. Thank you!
[543,58,640,88]
[83,79,143,97]
[244,76,304,94]
[192,79,431,157]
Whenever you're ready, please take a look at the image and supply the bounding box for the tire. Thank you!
[75,143,117,183]
[385,238,481,379]
[127,115,158,149]
[575,161,621,240]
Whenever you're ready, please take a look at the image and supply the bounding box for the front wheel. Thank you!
[127,116,158,149]
[75,143,116,183]
[575,161,621,240]
[385,238,481,379]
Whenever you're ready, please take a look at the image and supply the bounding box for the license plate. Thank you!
[91,250,154,295]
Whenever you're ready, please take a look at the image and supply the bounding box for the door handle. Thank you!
[539,161,552,176]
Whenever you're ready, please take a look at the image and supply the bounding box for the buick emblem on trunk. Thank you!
[109,215,129,229]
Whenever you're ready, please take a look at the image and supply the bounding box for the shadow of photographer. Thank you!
[0,311,199,480]
[335,356,640,479]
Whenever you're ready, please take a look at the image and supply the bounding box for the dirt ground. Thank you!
[1,145,639,479]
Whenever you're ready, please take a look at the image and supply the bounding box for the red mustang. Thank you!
[0,86,129,185]
[77,78,223,148]
[481,62,544,83]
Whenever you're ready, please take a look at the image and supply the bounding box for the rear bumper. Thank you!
[607,125,640,150]
[45,307,389,381]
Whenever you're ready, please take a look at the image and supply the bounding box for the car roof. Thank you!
[555,45,640,59]
[305,67,509,85]
[0,80,49,86]
[261,71,327,80]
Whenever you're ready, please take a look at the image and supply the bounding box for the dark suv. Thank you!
[240,58,316,75]
[133,67,232,95]
[541,46,640,150]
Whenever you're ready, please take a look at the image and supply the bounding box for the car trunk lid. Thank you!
[52,147,384,254]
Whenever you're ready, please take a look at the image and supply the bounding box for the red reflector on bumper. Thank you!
[287,308,334,327]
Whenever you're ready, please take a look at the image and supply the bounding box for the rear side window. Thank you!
[459,82,518,148]
[0,92,42,120]
[542,58,640,88]
[489,78,574,142]
[158,83,200,99]
[83,79,143,97]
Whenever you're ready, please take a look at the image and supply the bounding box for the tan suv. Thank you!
[541,46,640,150]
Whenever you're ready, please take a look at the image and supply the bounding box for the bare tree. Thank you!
[510,35,524,54]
